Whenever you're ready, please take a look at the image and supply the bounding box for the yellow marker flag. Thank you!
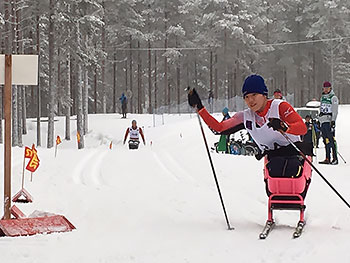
[77,132,81,144]
[56,135,62,145]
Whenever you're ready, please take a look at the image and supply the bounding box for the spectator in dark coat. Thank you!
[119,93,127,118]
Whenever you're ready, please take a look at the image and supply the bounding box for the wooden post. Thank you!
[4,54,12,220]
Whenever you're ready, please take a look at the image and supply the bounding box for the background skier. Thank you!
[318,81,339,165]
[273,89,284,100]
[123,120,146,149]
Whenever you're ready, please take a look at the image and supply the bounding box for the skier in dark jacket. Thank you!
[302,115,314,149]
[119,93,127,118]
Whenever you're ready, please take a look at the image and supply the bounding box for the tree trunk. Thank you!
[71,57,75,116]
[17,86,23,147]
[148,40,152,114]
[113,52,117,113]
[76,63,84,149]
[312,47,316,100]
[47,0,55,148]
[164,8,168,112]
[137,41,142,113]
[4,0,11,53]
[209,50,213,95]
[16,2,26,137]
[12,85,18,147]
[125,51,128,95]
[57,47,61,115]
[224,24,228,104]
[11,0,18,147]
[176,65,180,114]
[65,54,71,140]
[194,55,198,89]
[76,22,84,149]
[36,11,41,147]
[101,30,106,113]
[214,53,218,100]
[83,67,88,135]
[129,35,133,113]
[154,50,157,112]
[94,65,98,114]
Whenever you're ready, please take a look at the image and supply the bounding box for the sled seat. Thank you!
[263,156,312,222]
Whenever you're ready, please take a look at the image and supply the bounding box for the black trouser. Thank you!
[320,122,337,161]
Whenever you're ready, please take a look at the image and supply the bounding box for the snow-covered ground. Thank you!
[0,105,350,263]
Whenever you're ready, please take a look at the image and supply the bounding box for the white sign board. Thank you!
[0,55,38,85]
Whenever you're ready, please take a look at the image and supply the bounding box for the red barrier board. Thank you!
[0,215,75,237]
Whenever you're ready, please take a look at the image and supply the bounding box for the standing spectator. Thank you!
[302,115,314,149]
[318,81,339,165]
[273,89,283,100]
[119,93,127,118]
[222,107,230,121]
[312,119,321,148]
[216,107,231,153]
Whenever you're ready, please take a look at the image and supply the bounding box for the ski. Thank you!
[259,220,275,239]
[293,221,305,238]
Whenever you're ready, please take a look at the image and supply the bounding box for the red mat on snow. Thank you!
[0,215,75,237]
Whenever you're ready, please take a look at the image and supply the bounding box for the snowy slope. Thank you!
[0,106,350,263]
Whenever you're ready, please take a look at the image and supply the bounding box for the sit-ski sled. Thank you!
[260,156,312,239]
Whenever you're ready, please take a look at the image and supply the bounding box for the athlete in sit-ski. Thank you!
[188,74,313,196]
[123,120,146,149]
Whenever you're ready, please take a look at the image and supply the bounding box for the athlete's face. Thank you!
[132,121,137,128]
[273,93,282,99]
[244,93,268,112]
[323,87,331,94]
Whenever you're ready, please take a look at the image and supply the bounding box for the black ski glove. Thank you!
[267,118,288,132]
[188,88,203,110]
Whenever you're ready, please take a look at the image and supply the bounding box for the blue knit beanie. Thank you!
[222,107,229,115]
[242,74,268,97]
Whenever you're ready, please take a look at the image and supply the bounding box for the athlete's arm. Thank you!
[198,107,245,135]
[279,102,307,135]
[139,128,146,144]
[123,128,129,144]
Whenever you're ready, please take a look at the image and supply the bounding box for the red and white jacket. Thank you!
[199,99,307,152]
[124,126,145,144]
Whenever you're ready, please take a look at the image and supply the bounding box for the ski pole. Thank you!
[195,111,234,230]
[280,131,350,210]
[335,140,347,164]
[337,150,347,164]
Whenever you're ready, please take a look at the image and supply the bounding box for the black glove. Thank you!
[331,121,336,129]
[187,88,203,110]
[255,151,266,161]
[267,118,288,132]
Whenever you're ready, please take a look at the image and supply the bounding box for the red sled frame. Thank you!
[264,156,312,223]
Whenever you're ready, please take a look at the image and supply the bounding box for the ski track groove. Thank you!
[72,149,101,186]
[89,150,108,187]
[152,151,180,181]
[157,149,195,182]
